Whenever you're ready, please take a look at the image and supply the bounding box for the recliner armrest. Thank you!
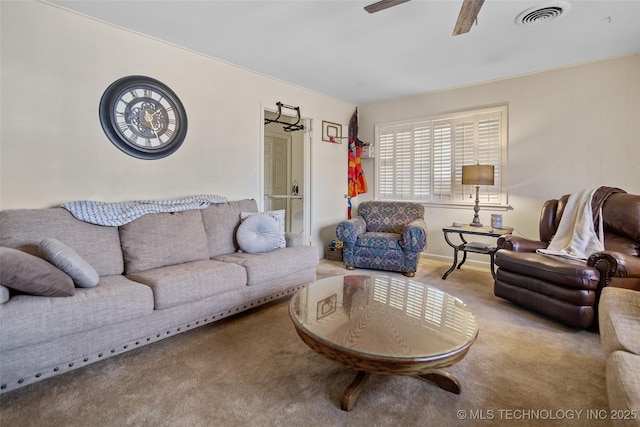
[497,235,548,252]
[400,219,427,252]
[336,217,366,244]
[588,251,640,288]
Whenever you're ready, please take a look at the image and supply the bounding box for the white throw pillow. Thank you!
[240,210,286,248]
[236,214,282,254]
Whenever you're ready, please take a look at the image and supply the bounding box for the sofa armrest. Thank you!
[336,217,366,244]
[588,251,640,288]
[400,219,427,252]
[497,235,548,252]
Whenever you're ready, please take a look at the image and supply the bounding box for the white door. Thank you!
[263,108,310,246]
[264,135,289,213]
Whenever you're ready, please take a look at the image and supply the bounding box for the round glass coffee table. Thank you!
[289,275,478,411]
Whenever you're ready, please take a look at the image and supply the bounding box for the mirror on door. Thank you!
[264,110,305,247]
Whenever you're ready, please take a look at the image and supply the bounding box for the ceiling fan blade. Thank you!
[452,0,485,36]
[365,0,410,14]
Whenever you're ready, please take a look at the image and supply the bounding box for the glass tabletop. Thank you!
[289,275,478,361]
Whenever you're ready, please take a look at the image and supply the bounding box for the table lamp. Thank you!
[462,164,494,227]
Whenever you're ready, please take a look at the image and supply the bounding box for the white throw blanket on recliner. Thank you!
[537,187,604,261]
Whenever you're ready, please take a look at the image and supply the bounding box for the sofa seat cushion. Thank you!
[606,351,640,417]
[495,250,600,290]
[126,260,247,309]
[599,287,640,356]
[356,232,402,251]
[119,210,210,274]
[0,275,153,351]
[214,246,319,287]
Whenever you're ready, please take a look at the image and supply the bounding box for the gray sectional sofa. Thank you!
[599,287,640,425]
[0,199,318,393]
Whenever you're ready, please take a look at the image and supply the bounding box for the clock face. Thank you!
[99,76,188,159]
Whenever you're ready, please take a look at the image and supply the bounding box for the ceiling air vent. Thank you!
[515,2,570,25]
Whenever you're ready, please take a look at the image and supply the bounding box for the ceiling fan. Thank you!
[364,0,485,36]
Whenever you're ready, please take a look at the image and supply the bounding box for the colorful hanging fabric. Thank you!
[347,108,367,218]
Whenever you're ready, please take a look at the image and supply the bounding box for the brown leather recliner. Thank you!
[494,191,640,329]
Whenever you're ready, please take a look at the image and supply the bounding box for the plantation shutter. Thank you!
[375,106,507,206]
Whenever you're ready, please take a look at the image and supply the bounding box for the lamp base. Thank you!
[470,185,483,227]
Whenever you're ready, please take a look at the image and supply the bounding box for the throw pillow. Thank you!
[0,247,75,297]
[240,210,286,248]
[236,214,282,254]
[39,238,100,288]
[0,285,9,304]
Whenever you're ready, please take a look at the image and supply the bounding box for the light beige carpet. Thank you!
[0,259,610,427]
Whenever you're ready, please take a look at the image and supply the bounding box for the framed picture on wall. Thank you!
[322,121,342,143]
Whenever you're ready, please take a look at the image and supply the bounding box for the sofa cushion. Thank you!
[200,199,258,257]
[126,260,247,309]
[599,287,640,356]
[0,285,9,304]
[0,275,153,351]
[119,210,209,274]
[0,208,123,276]
[606,351,640,417]
[240,210,286,249]
[237,214,282,254]
[0,247,75,297]
[214,246,318,287]
[39,238,99,288]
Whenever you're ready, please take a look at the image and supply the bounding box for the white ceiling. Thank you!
[49,0,640,105]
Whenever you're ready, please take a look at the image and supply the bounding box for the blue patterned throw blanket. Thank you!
[62,194,227,226]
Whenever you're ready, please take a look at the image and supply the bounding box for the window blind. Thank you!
[375,106,507,207]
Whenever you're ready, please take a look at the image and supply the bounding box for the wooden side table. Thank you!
[442,225,513,280]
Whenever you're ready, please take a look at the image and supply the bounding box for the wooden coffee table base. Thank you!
[340,369,461,411]
[292,323,474,411]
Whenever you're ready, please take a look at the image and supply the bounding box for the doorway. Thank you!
[263,108,310,246]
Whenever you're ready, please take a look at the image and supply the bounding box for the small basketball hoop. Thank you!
[328,136,348,144]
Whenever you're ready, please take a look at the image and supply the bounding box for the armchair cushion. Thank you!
[357,232,402,251]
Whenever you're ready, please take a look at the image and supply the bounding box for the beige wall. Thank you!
[0,1,353,255]
[3,2,638,268]
[359,54,640,266]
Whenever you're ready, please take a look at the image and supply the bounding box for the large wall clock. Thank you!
[99,75,188,160]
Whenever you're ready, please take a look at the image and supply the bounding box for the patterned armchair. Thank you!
[336,201,427,277]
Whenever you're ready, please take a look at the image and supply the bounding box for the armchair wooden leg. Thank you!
[345,265,354,270]
[403,271,415,277]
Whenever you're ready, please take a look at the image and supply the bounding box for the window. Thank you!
[375,105,508,207]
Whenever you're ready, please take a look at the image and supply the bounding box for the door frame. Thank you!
[260,104,311,245]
